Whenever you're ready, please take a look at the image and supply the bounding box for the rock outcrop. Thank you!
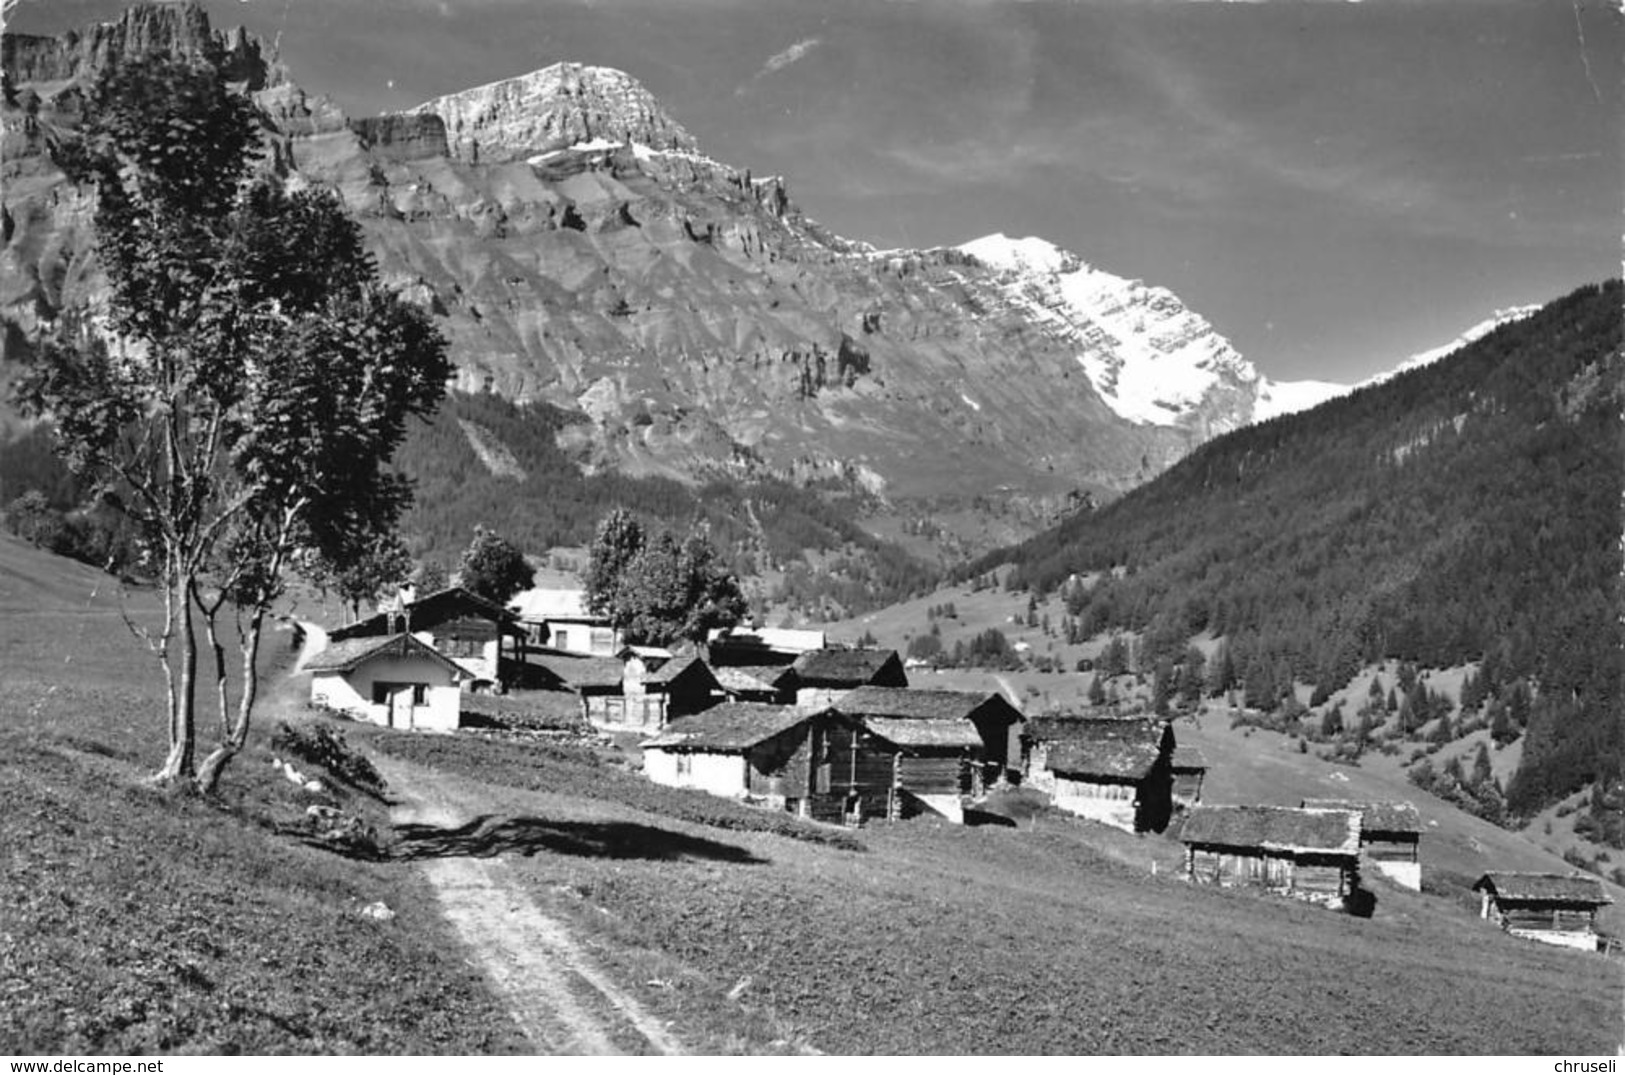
[407,62,699,164]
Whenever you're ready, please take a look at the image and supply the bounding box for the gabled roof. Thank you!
[837,686,1021,724]
[1181,806,1362,856]
[791,647,904,687]
[1301,799,1422,835]
[1472,872,1612,906]
[641,653,716,688]
[1033,717,1169,781]
[306,632,474,679]
[714,664,797,693]
[526,650,624,691]
[864,717,984,751]
[643,702,819,752]
[330,585,520,641]
[1171,745,1209,772]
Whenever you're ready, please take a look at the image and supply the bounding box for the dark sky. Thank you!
[9,0,1621,382]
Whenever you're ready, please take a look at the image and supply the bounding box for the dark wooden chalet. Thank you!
[327,586,527,687]
[1171,745,1209,807]
[1181,805,1363,907]
[835,685,1024,778]
[1472,872,1612,951]
[713,664,798,705]
[816,714,986,825]
[1023,716,1175,833]
[641,703,858,817]
[1302,799,1422,890]
[616,651,720,729]
[790,647,908,709]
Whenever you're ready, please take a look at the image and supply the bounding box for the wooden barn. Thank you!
[520,650,625,723]
[790,647,907,710]
[1472,872,1612,951]
[1023,716,1175,833]
[713,664,798,705]
[641,703,857,815]
[307,633,473,732]
[836,685,1025,780]
[328,586,527,687]
[1181,805,1363,907]
[616,651,720,730]
[1171,745,1209,807]
[1302,799,1422,890]
[813,716,985,825]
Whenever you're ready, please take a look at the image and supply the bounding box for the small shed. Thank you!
[1472,872,1612,951]
[329,586,527,686]
[1302,799,1422,890]
[616,652,720,729]
[1181,805,1363,907]
[1171,745,1209,807]
[790,647,907,710]
[836,685,1025,780]
[307,633,473,732]
[642,703,855,815]
[521,650,625,723]
[1024,716,1175,833]
[714,664,798,705]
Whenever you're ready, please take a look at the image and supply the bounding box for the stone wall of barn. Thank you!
[1051,775,1138,832]
[642,748,746,796]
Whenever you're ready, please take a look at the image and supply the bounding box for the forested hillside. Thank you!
[388,391,938,615]
[978,280,1623,822]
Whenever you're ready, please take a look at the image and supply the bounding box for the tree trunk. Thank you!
[196,606,265,796]
[155,576,198,784]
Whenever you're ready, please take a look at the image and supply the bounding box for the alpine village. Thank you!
[1,2,1620,1058]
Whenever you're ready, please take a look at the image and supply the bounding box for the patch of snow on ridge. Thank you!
[1362,305,1542,387]
[1251,378,1349,423]
[960,232,1259,427]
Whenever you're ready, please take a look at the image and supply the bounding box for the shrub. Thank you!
[272,721,387,798]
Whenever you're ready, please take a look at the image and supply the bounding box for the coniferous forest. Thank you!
[976,280,1623,822]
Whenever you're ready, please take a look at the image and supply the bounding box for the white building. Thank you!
[307,633,474,732]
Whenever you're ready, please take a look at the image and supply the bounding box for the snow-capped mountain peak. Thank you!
[959,233,1269,432]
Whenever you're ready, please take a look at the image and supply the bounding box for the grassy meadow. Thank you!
[3,534,1621,1054]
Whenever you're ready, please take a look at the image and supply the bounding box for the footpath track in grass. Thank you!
[375,753,685,1055]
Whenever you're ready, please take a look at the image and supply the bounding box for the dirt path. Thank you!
[374,754,685,1055]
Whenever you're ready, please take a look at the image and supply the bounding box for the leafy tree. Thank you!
[20,55,449,792]
[907,632,943,663]
[411,558,450,595]
[308,532,413,623]
[585,511,746,646]
[456,525,534,605]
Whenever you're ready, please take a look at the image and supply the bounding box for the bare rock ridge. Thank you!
[1,3,1347,550]
[408,63,701,164]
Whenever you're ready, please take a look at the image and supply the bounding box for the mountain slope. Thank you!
[4,4,1329,556]
[978,279,1624,820]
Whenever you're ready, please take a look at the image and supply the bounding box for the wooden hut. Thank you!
[836,685,1025,780]
[641,703,856,816]
[1171,745,1209,807]
[521,650,625,723]
[1302,799,1422,890]
[616,651,720,730]
[811,715,986,825]
[1472,873,1612,951]
[713,664,798,705]
[1181,805,1363,907]
[790,647,907,710]
[1023,716,1175,833]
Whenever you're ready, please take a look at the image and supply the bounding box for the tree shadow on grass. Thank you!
[393,813,765,864]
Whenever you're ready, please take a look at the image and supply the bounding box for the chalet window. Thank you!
[676,754,692,777]
[371,682,390,705]
[371,681,427,706]
[554,628,571,650]
[439,636,482,658]
[590,627,615,653]
[411,683,427,706]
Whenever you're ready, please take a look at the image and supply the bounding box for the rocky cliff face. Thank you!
[408,63,700,164]
[1,4,1316,553]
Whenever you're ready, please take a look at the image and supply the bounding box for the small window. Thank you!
[675,754,692,776]
[412,683,428,706]
[371,682,390,705]
[554,628,570,650]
